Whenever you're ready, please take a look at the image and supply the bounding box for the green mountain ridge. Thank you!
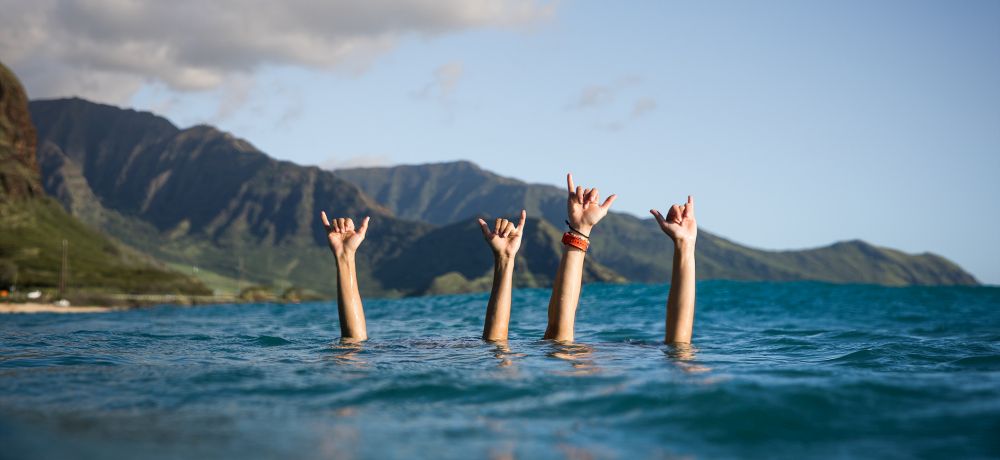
[375,217,625,295]
[337,162,979,286]
[0,62,209,296]
[27,95,978,297]
[31,98,624,296]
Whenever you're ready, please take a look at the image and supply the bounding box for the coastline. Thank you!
[0,303,121,314]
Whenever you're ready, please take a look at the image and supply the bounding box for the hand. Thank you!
[478,210,526,260]
[651,195,697,246]
[321,211,370,256]
[566,173,617,235]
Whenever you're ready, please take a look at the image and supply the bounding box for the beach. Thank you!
[0,303,118,314]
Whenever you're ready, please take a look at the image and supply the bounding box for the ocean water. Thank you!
[1,281,998,459]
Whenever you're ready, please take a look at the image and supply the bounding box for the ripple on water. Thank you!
[190,367,267,384]
[950,354,1000,370]
[0,282,997,459]
[250,335,294,347]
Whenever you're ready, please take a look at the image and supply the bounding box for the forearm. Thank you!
[665,241,696,343]
[335,252,367,341]
[483,256,516,341]
[544,246,586,342]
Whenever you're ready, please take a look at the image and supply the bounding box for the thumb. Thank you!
[357,216,371,235]
[601,194,618,210]
[650,209,667,226]
[477,218,493,239]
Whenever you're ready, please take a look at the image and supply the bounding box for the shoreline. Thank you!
[0,303,122,314]
[0,296,310,314]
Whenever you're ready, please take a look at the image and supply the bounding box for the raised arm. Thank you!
[543,173,617,342]
[478,210,527,342]
[651,196,697,344]
[321,211,370,342]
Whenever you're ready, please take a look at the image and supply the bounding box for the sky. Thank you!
[2,0,999,284]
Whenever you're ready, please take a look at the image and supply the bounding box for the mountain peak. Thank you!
[343,159,484,173]
[336,163,980,287]
[26,93,981,291]
[0,61,43,201]
[31,97,179,130]
[2,62,209,295]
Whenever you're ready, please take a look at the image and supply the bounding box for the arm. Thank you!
[478,211,527,342]
[543,173,617,342]
[543,247,586,341]
[651,196,698,344]
[321,211,370,341]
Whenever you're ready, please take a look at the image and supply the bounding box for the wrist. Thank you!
[673,238,696,254]
[565,220,592,239]
[561,231,590,253]
[494,253,516,265]
[335,250,356,263]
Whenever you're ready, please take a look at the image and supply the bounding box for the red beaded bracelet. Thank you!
[561,232,590,252]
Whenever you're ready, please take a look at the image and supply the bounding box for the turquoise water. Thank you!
[1,281,999,459]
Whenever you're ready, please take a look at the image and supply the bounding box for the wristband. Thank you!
[565,220,590,239]
[561,232,590,252]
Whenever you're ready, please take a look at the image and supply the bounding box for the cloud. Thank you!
[321,154,393,170]
[570,85,613,109]
[631,97,657,118]
[0,0,551,103]
[567,76,641,110]
[213,75,256,121]
[569,76,656,131]
[595,121,624,132]
[416,61,465,101]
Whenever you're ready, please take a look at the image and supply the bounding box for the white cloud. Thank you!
[567,76,641,110]
[437,62,464,102]
[631,96,657,118]
[417,61,465,101]
[213,75,256,121]
[0,0,551,103]
[321,154,393,170]
[571,85,613,109]
[569,76,656,131]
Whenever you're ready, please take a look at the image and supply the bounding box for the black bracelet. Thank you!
[565,220,590,239]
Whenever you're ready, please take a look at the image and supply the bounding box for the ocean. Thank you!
[1,281,998,459]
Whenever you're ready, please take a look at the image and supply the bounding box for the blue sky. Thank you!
[5,1,999,283]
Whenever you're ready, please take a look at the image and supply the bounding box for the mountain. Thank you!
[376,217,624,295]
[31,98,420,296]
[338,162,979,286]
[30,98,624,297]
[28,95,976,297]
[0,63,43,201]
[0,62,208,296]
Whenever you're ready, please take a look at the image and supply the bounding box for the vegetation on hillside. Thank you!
[338,162,979,286]
[1,61,209,298]
[30,99,623,296]
[25,96,978,299]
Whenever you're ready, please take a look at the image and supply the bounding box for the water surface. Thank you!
[2,282,999,459]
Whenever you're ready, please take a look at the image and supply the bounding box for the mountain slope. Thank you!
[0,62,208,295]
[32,98,427,296]
[0,62,43,201]
[375,217,625,295]
[338,162,979,286]
[31,99,624,297]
